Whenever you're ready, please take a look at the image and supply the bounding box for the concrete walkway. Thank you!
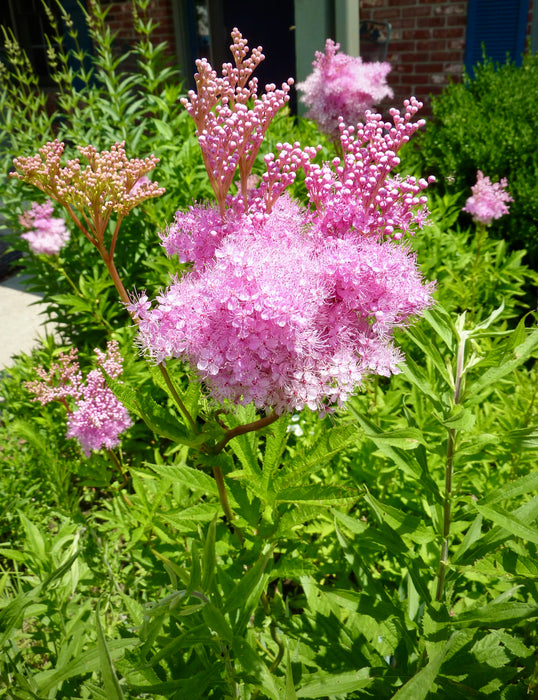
[0,274,54,370]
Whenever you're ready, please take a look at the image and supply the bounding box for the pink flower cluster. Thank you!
[131,193,434,414]
[131,86,434,414]
[462,170,513,225]
[19,200,70,255]
[296,39,393,141]
[26,341,132,456]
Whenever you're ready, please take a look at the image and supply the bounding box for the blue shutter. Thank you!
[465,0,529,74]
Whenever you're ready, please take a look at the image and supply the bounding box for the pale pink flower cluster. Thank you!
[19,200,70,255]
[296,39,393,141]
[11,141,165,243]
[462,170,513,225]
[26,341,132,456]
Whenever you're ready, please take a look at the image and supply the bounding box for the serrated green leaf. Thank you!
[275,424,357,490]
[145,462,218,495]
[481,471,538,506]
[296,669,372,697]
[275,484,358,506]
[159,503,221,526]
[474,503,538,545]
[451,601,538,628]
[103,370,205,445]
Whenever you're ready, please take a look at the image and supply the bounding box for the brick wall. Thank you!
[360,0,534,116]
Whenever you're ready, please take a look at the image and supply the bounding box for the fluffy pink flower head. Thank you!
[133,193,434,414]
[19,200,70,255]
[26,340,132,456]
[462,170,513,225]
[296,39,393,140]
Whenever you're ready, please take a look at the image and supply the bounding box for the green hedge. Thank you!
[414,50,538,263]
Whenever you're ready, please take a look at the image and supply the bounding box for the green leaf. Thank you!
[103,371,205,446]
[275,484,358,506]
[159,503,221,526]
[450,601,538,628]
[201,602,233,643]
[225,547,272,631]
[480,470,538,506]
[349,410,440,498]
[460,495,538,564]
[232,637,280,700]
[296,669,372,697]
[280,424,357,487]
[34,639,138,693]
[202,517,217,593]
[96,602,125,700]
[474,503,538,545]
[452,514,483,563]
[145,462,218,496]
[285,647,298,700]
[441,405,476,431]
[262,415,289,493]
[506,425,538,449]
[392,636,454,699]
[422,305,454,349]
[466,326,538,405]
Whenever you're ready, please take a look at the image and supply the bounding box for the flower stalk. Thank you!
[435,323,466,601]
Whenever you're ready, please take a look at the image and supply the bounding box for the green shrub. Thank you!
[413,51,538,263]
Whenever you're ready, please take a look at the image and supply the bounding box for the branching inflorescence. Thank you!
[11,141,165,303]
[130,31,435,416]
[26,340,132,456]
[181,27,296,213]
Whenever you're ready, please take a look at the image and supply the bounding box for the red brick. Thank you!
[372,7,401,20]
[429,50,460,62]
[413,61,444,73]
[411,5,435,17]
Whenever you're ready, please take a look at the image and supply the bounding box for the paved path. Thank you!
[0,275,54,369]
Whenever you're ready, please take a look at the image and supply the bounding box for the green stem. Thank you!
[469,223,488,316]
[212,464,244,545]
[107,448,129,489]
[157,363,198,434]
[251,591,284,700]
[435,330,466,602]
